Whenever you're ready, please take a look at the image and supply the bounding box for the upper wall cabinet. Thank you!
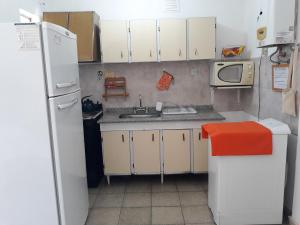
[43,11,100,62]
[68,12,100,62]
[159,19,187,61]
[188,17,216,60]
[130,20,157,62]
[101,21,129,63]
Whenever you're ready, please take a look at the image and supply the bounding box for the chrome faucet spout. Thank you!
[139,94,142,107]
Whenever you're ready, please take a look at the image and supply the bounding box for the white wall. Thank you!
[244,0,263,58]
[0,0,42,22]
[43,0,249,59]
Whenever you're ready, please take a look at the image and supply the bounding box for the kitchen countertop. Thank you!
[98,105,225,124]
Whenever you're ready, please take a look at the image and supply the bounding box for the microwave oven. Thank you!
[210,61,255,87]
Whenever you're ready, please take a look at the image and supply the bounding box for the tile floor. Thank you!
[86,174,214,225]
[86,174,288,225]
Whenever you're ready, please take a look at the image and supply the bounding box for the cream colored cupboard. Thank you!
[192,129,208,173]
[132,130,160,174]
[102,131,131,175]
[129,20,157,62]
[163,130,190,174]
[188,17,216,60]
[101,21,129,63]
[159,19,187,61]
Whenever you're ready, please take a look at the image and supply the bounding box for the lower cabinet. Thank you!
[193,129,208,173]
[102,131,131,174]
[163,129,190,174]
[101,128,209,179]
[132,130,160,174]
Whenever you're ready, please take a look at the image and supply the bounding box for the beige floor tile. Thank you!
[89,194,97,209]
[152,181,177,192]
[99,183,126,194]
[88,187,100,195]
[85,207,120,225]
[126,182,151,193]
[152,192,180,206]
[119,207,151,225]
[176,181,204,192]
[123,193,151,207]
[152,207,184,225]
[186,224,214,225]
[182,206,213,224]
[179,191,208,206]
[94,193,124,208]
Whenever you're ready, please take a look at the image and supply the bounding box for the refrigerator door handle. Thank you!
[56,81,77,89]
[57,98,78,110]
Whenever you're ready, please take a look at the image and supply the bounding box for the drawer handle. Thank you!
[121,51,123,58]
[182,133,185,141]
[122,134,124,142]
[199,132,201,141]
[179,49,182,56]
[150,50,152,57]
[152,133,154,142]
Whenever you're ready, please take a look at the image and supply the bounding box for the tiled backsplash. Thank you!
[79,61,243,111]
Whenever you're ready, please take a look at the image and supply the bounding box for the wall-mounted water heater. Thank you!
[257,0,296,48]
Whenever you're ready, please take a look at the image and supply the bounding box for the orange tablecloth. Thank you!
[202,121,272,156]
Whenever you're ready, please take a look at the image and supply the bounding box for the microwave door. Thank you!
[218,64,243,85]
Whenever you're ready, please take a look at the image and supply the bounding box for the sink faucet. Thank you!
[139,94,143,107]
[134,94,147,113]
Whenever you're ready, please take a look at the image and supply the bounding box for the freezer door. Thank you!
[42,22,80,97]
[49,91,89,225]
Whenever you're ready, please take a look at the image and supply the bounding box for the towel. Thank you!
[202,121,272,156]
[157,71,174,91]
[282,46,298,117]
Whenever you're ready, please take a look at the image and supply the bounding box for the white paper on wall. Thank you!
[273,66,289,89]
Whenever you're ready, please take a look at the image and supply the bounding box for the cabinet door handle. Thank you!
[152,133,154,142]
[194,48,198,55]
[199,132,201,141]
[182,133,185,141]
[179,49,182,56]
[150,50,152,57]
[121,134,124,142]
[121,51,123,58]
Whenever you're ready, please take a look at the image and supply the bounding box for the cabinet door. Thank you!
[193,129,208,173]
[102,131,130,174]
[68,12,100,62]
[130,20,157,62]
[159,19,187,61]
[188,17,216,60]
[163,130,190,174]
[101,21,129,63]
[132,130,160,174]
[43,12,69,29]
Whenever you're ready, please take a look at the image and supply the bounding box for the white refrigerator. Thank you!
[0,22,89,225]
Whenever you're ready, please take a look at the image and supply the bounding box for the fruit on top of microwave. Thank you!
[222,46,245,57]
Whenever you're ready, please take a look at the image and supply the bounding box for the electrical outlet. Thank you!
[191,68,199,76]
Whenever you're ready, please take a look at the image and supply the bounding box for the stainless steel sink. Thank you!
[119,112,161,119]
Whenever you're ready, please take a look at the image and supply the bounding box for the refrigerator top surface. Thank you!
[42,22,77,40]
